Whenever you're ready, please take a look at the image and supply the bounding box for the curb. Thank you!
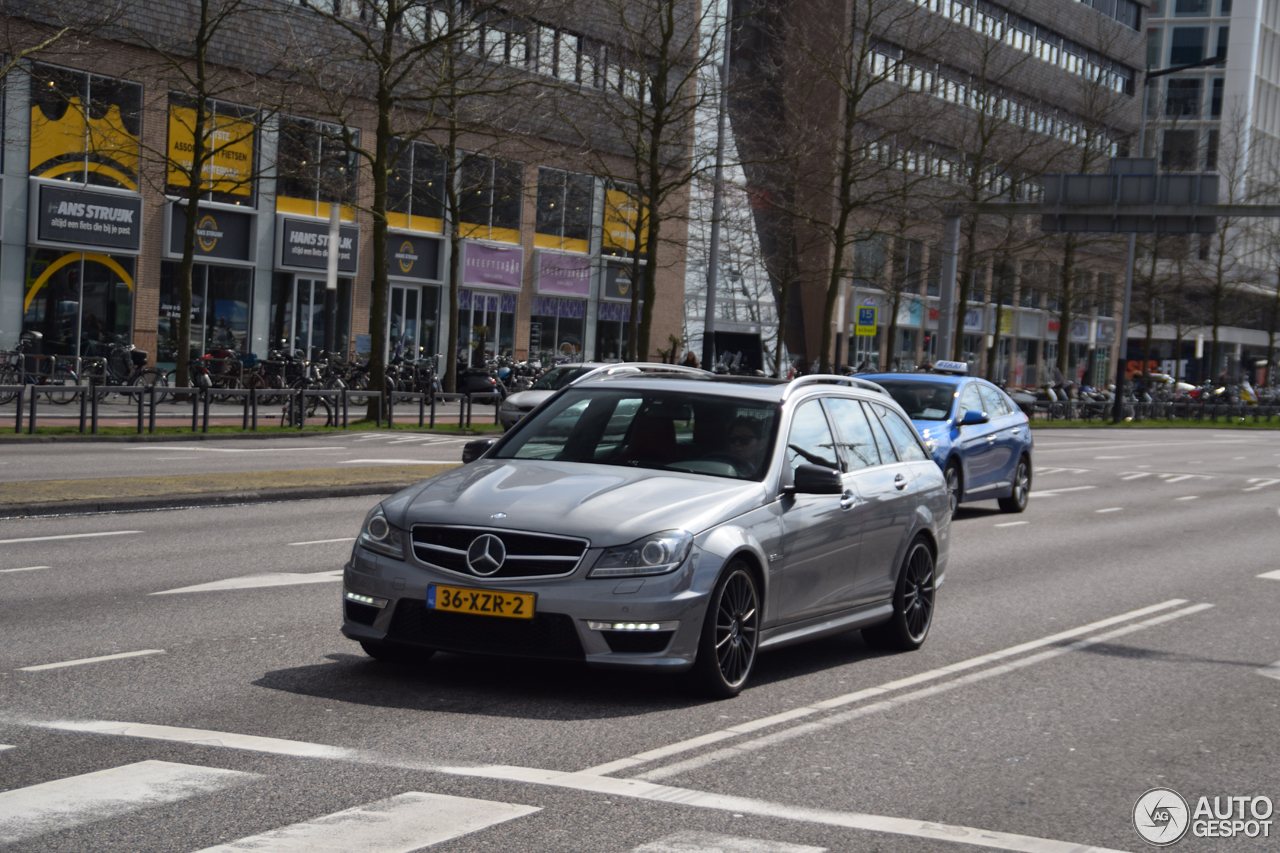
[0,482,418,518]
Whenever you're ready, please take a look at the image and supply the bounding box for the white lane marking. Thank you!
[1244,478,1280,492]
[338,459,443,465]
[1257,570,1280,580]
[994,521,1029,527]
[0,760,252,845]
[1095,455,1139,459]
[288,537,356,546]
[1176,496,1199,501]
[1259,661,1280,681]
[126,446,344,453]
[0,566,49,574]
[630,833,825,853]
[20,650,165,672]
[152,456,203,460]
[1033,467,1087,475]
[1120,472,1151,480]
[1160,474,1202,484]
[190,792,539,853]
[152,570,343,595]
[1095,507,1123,514]
[441,765,1131,853]
[631,604,1214,783]
[0,531,141,545]
[1036,439,1248,454]
[0,744,13,752]
[1029,486,1096,497]
[1233,456,1247,460]
[35,720,359,759]
[578,599,1189,777]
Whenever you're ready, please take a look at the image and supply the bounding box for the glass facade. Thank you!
[158,262,252,368]
[22,250,135,357]
[457,289,516,366]
[269,273,352,358]
[529,295,585,363]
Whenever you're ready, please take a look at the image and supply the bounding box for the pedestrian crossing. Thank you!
[0,756,821,852]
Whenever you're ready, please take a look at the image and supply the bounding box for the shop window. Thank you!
[535,168,594,252]
[158,262,253,368]
[1165,79,1201,116]
[29,63,141,191]
[275,115,359,216]
[269,273,353,358]
[456,289,516,366]
[166,94,258,205]
[389,138,446,232]
[459,154,524,243]
[1169,27,1206,64]
[595,301,632,362]
[529,295,585,363]
[22,249,135,358]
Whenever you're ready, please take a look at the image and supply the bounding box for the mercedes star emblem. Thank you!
[466,534,507,576]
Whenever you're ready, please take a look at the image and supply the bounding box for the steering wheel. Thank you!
[700,451,753,477]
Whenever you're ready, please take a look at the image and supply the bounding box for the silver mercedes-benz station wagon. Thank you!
[341,367,950,697]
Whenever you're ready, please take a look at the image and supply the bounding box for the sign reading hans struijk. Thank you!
[37,184,142,252]
[603,261,645,303]
[169,205,253,262]
[386,233,441,281]
[279,217,358,273]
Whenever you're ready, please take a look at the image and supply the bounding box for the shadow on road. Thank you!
[252,632,889,717]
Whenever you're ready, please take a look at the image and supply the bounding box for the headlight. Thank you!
[501,399,520,411]
[358,505,406,560]
[589,530,694,578]
[924,437,938,454]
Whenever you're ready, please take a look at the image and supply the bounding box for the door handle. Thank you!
[894,474,907,490]
[986,435,996,443]
[840,491,859,510]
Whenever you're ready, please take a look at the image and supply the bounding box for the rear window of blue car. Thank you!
[869,381,956,421]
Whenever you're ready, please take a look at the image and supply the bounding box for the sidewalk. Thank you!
[0,463,457,518]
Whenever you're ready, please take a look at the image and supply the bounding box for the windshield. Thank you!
[871,381,958,421]
[530,366,593,391]
[496,389,779,481]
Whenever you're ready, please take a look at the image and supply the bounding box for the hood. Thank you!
[381,459,767,547]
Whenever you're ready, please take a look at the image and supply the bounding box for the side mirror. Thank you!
[461,438,496,464]
[791,464,843,495]
[960,410,989,426]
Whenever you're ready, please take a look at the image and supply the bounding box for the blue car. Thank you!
[859,363,1032,515]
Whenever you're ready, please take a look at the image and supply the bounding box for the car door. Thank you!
[850,400,923,605]
[774,398,859,624]
[956,381,1000,492]
[977,383,1021,487]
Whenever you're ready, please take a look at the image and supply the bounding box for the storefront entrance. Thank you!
[22,250,135,358]
[389,283,439,362]
[269,274,352,358]
[457,289,515,367]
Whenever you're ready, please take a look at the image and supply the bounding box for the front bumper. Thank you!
[341,544,709,671]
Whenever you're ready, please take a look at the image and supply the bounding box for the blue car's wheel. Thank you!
[998,457,1031,513]
[944,461,961,515]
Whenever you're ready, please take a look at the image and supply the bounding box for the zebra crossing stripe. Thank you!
[0,760,252,845]
[189,792,539,852]
[630,831,825,852]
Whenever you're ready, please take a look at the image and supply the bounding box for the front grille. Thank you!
[601,630,674,654]
[344,601,380,626]
[411,525,588,579]
[386,600,585,660]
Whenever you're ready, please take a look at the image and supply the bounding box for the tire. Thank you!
[0,365,19,405]
[286,392,334,427]
[689,561,760,699]
[998,456,1031,513]
[359,639,434,664]
[44,365,79,405]
[862,538,935,652]
[130,369,169,404]
[943,461,961,516]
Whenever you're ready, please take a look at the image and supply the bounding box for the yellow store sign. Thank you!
[602,188,649,254]
[167,104,255,197]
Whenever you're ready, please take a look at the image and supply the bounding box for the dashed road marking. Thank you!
[1259,661,1280,682]
[288,538,356,546]
[1257,570,1280,581]
[33,720,360,759]
[629,833,825,853]
[338,459,444,465]
[1030,486,1097,497]
[152,570,342,595]
[994,521,1030,527]
[0,531,141,545]
[1244,478,1280,492]
[0,566,49,573]
[19,650,165,672]
[1176,496,1199,501]
[1121,472,1151,481]
[1096,508,1123,513]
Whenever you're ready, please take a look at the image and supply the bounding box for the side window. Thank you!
[959,384,984,417]
[861,401,898,463]
[824,397,881,469]
[785,400,840,474]
[874,405,930,462]
[978,384,1012,417]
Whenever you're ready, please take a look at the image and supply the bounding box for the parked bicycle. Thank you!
[82,339,169,403]
[0,335,80,405]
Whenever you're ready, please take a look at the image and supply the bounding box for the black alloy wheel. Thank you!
[691,562,759,698]
[998,457,1031,513]
[863,539,935,651]
[944,462,961,515]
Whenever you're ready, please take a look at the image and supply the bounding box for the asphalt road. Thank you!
[0,432,471,482]
[1,428,1278,852]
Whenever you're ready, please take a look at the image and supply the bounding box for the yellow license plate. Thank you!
[427,583,535,620]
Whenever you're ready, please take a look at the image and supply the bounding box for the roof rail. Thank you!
[781,374,888,402]
[569,362,707,386]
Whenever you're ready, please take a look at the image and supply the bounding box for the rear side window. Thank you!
[824,397,881,469]
[861,401,898,463]
[978,384,1012,417]
[959,384,984,417]
[872,404,930,462]
[786,399,840,473]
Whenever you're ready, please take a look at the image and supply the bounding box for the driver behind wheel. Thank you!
[726,416,768,475]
